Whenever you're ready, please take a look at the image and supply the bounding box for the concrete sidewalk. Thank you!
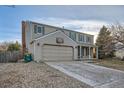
[46,62,124,88]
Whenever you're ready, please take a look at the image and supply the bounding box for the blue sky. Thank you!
[0,5,124,43]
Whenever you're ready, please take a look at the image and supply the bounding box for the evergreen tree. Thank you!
[96,25,114,59]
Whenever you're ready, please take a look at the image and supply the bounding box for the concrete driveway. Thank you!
[46,62,124,88]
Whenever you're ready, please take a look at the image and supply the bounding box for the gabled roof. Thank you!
[34,30,78,45]
[26,20,94,36]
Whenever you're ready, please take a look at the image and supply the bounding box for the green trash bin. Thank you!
[24,53,32,62]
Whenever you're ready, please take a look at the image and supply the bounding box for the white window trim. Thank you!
[70,32,76,41]
[34,25,44,35]
[78,34,85,43]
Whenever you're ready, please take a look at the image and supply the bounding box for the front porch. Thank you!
[77,45,98,60]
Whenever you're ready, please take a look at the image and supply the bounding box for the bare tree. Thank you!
[109,23,124,50]
[0,41,10,51]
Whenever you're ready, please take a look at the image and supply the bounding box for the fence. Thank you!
[0,51,23,63]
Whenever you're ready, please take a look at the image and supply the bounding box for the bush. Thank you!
[7,41,21,51]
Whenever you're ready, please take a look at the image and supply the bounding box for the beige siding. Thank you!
[64,30,94,44]
[29,21,94,44]
[44,26,57,34]
[31,23,58,40]
[23,21,95,62]
[31,24,43,40]
[34,31,78,62]
[88,35,94,44]
[63,30,70,36]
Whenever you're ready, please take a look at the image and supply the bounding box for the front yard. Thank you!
[1,59,124,88]
[94,58,124,71]
[0,62,90,88]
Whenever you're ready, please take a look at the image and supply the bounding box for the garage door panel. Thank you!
[42,45,73,61]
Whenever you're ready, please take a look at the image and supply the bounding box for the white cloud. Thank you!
[31,17,109,43]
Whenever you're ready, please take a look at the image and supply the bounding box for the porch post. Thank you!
[89,46,91,59]
[91,47,93,58]
[96,47,98,59]
[80,46,81,59]
[84,47,86,58]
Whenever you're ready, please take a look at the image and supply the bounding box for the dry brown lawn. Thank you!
[93,58,124,71]
[0,62,91,88]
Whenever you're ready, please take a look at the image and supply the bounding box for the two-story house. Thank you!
[22,21,98,62]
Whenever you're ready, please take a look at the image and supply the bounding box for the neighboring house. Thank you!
[22,21,98,62]
[115,42,124,59]
[0,45,8,52]
[115,49,124,59]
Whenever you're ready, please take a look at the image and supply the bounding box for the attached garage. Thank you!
[42,45,73,61]
[33,31,78,62]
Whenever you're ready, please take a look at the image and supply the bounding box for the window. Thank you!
[34,25,37,34]
[38,27,41,33]
[34,25,44,35]
[86,36,91,43]
[78,34,84,42]
[78,34,82,41]
[69,32,76,41]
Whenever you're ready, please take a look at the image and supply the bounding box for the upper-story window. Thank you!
[78,34,84,42]
[86,36,91,43]
[34,25,44,35]
[34,25,37,34]
[78,34,82,41]
[38,26,42,33]
[69,32,76,41]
